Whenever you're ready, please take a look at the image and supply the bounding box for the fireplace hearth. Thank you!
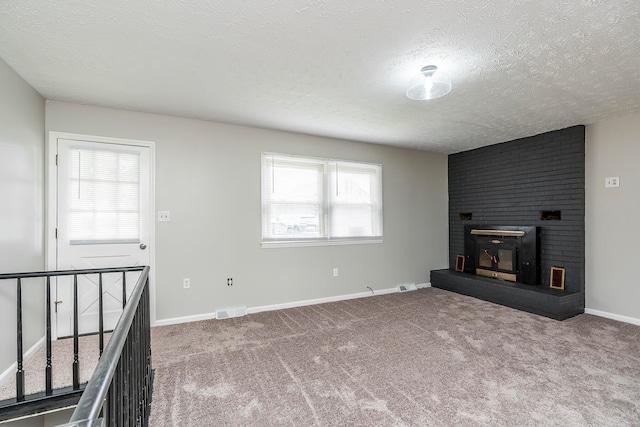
[463,225,540,286]
[430,222,581,320]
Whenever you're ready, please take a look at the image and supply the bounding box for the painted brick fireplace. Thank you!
[431,125,585,320]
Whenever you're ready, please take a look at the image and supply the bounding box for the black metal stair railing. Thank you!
[62,265,153,427]
[0,266,150,424]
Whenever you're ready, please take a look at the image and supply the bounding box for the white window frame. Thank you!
[261,152,383,248]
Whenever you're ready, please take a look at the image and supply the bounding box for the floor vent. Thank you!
[398,283,417,292]
[215,307,247,319]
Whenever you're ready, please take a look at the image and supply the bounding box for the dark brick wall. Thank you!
[448,126,585,294]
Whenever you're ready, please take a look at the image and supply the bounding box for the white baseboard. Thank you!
[0,335,46,387]
[247,286,398,315]
[584,308,640,326]
[154,312,217,327]
[154,283,432,327]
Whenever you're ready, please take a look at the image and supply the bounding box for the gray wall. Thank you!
[0,59,45,376]
[586,114,640,320]
[46,101,449,322]
[448,126,585,294]
[3,54,636,349]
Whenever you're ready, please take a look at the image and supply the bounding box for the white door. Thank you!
[55,138,151,337]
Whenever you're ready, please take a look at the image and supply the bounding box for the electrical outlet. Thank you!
[227,277,233,286]
[333,268,339,277]
[183,278,190,289]
[605,177,620,188]
[158,211,171,222]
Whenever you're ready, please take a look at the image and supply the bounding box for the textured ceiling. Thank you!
[1,1,639,153]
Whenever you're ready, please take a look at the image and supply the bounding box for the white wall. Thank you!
[46,101,449,322]
[0,59,45,376]
[586,113,640,321]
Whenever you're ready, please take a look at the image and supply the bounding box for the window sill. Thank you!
[261,238,383,249]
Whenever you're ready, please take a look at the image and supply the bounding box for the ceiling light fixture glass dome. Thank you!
[406,65,452,100]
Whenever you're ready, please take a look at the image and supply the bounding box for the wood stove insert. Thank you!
[463,225,540,286]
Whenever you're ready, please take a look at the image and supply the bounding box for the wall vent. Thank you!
[215,306,247,319]
[398,283,417,292]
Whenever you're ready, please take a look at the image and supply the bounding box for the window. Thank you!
[68,147,141,244]
[262,153,383,246]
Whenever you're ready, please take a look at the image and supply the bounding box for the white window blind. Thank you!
[329,161,383,238]
[68,147,141,244]
[262,153,383,245]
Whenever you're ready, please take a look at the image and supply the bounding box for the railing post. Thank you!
[46,276,53,395]
[73,274,80,390]
[99,273,104,356]
[122,272,126,308]
[123,334,130,426]
[16,278,25,402]
[142,281,151,424]
[135,309,142,426]
[115,360,122,425]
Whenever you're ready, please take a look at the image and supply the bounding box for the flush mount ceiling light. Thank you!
[406,65,452,100]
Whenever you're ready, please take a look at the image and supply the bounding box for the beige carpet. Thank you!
[0,334,109,402]
[148,288,640,426]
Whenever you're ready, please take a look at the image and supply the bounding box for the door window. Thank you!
[67,147,141,245]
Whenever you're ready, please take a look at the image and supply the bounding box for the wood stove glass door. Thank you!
[497,249,513,271]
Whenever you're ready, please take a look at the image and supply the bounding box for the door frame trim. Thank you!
[46,131,157,339]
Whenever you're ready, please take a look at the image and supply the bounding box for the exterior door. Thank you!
[55,138,151,337]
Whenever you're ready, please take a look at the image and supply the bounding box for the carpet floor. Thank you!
[148,288,640,426]
[0,334,108,403]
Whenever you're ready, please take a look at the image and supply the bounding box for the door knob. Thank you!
[140,243,147,250]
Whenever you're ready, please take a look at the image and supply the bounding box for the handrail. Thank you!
[0,266,145,280]
[68,265,150,424]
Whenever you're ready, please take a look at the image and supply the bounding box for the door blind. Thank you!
[67,147,141,244]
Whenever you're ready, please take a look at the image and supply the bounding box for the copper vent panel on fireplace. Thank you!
[476,269,517,282]
[470,229,525,237]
